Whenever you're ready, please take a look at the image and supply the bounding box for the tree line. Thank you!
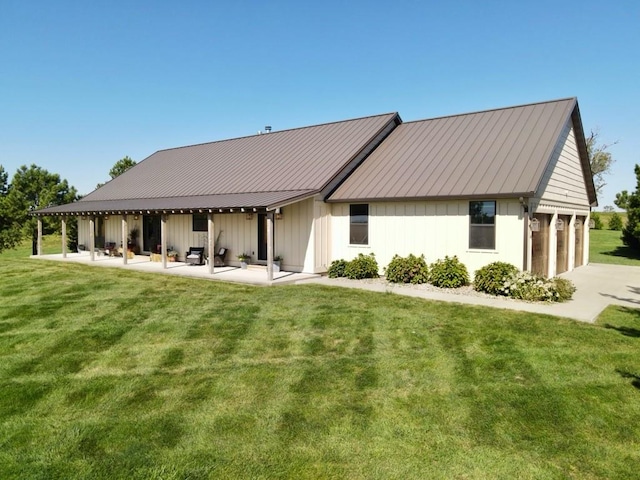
[0,157,136,255]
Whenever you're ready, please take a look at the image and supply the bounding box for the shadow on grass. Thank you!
[600,245,640,261]
[605,324,640,337]
[616,369,640,391]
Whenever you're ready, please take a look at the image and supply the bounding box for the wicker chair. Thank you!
[185,247,205,265]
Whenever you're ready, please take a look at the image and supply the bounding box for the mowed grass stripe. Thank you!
[0,238,639,479]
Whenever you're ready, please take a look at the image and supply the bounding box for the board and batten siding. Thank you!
[538,124,590,207]
[331,200,524,277]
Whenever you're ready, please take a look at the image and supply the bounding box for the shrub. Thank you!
[429,256,469,288]
[385,254,430,284]
[552,277,577,302]
[591,212,603,230]
[344,253,379,280]
[608,212,623,231]
[473,262,519,295]
[500,271,576,302]
[328,259,348,278]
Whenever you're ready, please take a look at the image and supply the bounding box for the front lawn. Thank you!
[1,241,639,479]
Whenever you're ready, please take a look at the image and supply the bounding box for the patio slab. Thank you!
[32,252,320,285]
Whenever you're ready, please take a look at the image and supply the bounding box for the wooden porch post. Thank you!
[37,218,43,256]
[267,211,274,282]
[161,214,167,269]
[89,216,95,262]
[61,218,67,258]
[122,214,128,265]
[208,213,215,275]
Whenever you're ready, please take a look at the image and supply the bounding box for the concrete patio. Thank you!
[33,252,321,285]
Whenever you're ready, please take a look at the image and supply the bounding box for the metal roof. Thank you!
[328,98,596,204]
[38,112,399,215]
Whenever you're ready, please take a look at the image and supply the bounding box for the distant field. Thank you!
[594,211,627,229]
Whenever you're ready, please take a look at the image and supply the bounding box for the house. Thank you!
[34,97,596,280]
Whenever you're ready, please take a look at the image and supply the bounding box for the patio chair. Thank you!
[213,247,227,266]
[104,242,117,256]
[185,247,205,266]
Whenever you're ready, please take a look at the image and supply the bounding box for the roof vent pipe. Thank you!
[265,125,272,133]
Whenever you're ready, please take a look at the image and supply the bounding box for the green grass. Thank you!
[589,229,640,266]
[1,238,640,479]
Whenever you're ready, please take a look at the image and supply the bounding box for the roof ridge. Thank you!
[402,97,577,125]
[154,112,399,154]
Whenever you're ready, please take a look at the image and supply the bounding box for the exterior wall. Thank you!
[538,124,590,207]
[330,199,524,278]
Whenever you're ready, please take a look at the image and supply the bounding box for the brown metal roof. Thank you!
[38,112,399,215]
[328,98,596,203]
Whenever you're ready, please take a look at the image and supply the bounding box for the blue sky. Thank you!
[1,0,638,208]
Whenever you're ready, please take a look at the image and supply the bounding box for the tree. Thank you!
[590,211,603,230]
[608,212,623,231]
[586,129,618,196]
[2,165,78,254]
[617,164,640,251]
[97,156,136,188]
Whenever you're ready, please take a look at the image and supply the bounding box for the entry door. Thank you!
[143,215,161,253]
[257,213,267,261]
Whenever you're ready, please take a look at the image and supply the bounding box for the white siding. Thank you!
[331,199,524,277]
[538,124,590,207]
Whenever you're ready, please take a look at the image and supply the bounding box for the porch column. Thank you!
[208,213,215,275]
[267,211,274,282]
[122,214,128,265]
[89,216,95,262]
[61,218,67,258]
[161,214,167,269]
[37,218,43,256]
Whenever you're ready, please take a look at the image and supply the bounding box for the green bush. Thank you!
[328,259,348,278]
[501,272,576,302]
[344,253,379,280]
[473,262,519,295]
[552,277,577,302]
[591,212,603,230]
[385,254,430,284]
[429,256,469,288]
[608,212,623,231]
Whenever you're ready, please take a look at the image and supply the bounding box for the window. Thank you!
[350,204,368,245]
[469,201,496,249]
[192,213,207,232]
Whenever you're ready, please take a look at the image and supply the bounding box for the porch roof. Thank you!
[34,190,316,216]
[34,112,400,216]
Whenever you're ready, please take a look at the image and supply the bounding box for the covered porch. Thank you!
[32,251,320,285]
